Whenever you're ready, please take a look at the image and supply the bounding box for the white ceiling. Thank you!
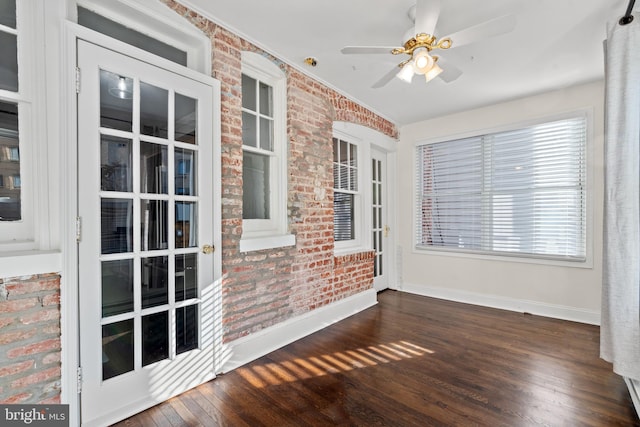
[177,0,630,126]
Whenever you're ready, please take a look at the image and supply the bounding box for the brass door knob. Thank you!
[202,244,214,254]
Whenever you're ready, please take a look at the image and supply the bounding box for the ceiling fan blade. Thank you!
[371,65,401,89]
[444,14,516,49]
[434,57,463,83]
[414,0,441,35]
[341,46,397,55]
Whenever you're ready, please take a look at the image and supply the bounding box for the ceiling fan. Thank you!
[341,0,516,88]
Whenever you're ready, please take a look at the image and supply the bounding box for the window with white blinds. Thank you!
[333,137,358,242]
[415,115,587,261]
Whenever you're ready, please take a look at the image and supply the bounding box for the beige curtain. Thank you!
[601,15,640,380]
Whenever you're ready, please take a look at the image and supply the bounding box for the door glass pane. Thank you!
[101,135,132,192]
[242,112,257,148]
[0,32,17,92]
[140,199,168,251]
[176,305,198,355]
[242,151,269,219]
[141,256,168,309]
[102,320,134,380]
[175,93,197,144]
[140,82,168,138]
[101,199,133,254]
[0,100,20,221]
[175,202,197,248]
[175,148,196,196]
[102,259,133,317]
[140,142,167,194]
[100,70,133,132]
[175,254,197,301]
[142,311,168,366]
[0,0,16,28]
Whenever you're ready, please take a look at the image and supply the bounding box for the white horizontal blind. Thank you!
[416,116,587,261]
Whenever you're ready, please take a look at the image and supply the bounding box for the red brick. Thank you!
[6,338,60,359]
[19,308,59,325]
[10,367,60,388]
[0,298,38,313]
[0,360,34,378]
[2,392,32,404]
[0,328,37,345]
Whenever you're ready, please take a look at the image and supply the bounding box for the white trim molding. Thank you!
[219,289,377,373]
[400,282,600,325]
[626,377,640,418]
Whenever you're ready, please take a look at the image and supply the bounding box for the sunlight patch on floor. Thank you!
[237,341,434,388]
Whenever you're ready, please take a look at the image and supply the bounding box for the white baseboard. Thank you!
[625,377,640,417]
[400,283,600,325]
[219,289,378,373]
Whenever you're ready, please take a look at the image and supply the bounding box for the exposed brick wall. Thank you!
[168,2,400,343]
[0,274,61,404]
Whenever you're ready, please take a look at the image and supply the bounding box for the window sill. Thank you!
[239,234,296,253]
[0,250,63,278]
[413,246,592,269]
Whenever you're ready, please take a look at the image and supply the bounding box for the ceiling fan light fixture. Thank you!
[413,48,434,75]
[424,63,443,83]
[396,62,415,83]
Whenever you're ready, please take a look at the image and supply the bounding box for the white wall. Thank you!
[397,81,604,324]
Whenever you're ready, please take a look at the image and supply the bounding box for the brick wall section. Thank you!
[165,1,398,342]
[0,274,61,404]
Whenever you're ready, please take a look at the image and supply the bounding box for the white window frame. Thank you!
[413,110,593,268]
[333,128,371,254]
[239,52,294,252]
[0,0,49,253]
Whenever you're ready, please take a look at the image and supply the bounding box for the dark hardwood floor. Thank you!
[113,290,639,426]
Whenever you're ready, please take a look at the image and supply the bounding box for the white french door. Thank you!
[77,40,219,426]
[372,148,389,291]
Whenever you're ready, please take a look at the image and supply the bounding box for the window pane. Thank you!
[102,320,134,380]
[260,117,273,151]
[175,93,197,144]
[242,74,256,110]
[242,112,257,147]
[334,192,354,241]
[415,117,587,260]
[259,82,273,117]
[101,135,132,192]
[101,199,133,254]
[0,32,18,92]
[101,259,134,317]
[175,253,197,301]
[176,305,198,355]
[78,7,187,66]
[141,256,168,308]
[0,0,16,28]
[242,151,270,219]
[142,311,168,366]
[0,100,20,221]
[100,70,133,132]
[175,148,196,196]
[140,199,168,251]
[140,82,168,138]
[140,142,167,194]
[175,201,197,248]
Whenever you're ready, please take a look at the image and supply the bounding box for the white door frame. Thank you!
[61,22,221,426]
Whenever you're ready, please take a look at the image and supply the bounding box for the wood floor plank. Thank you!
[113,291,640,426]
